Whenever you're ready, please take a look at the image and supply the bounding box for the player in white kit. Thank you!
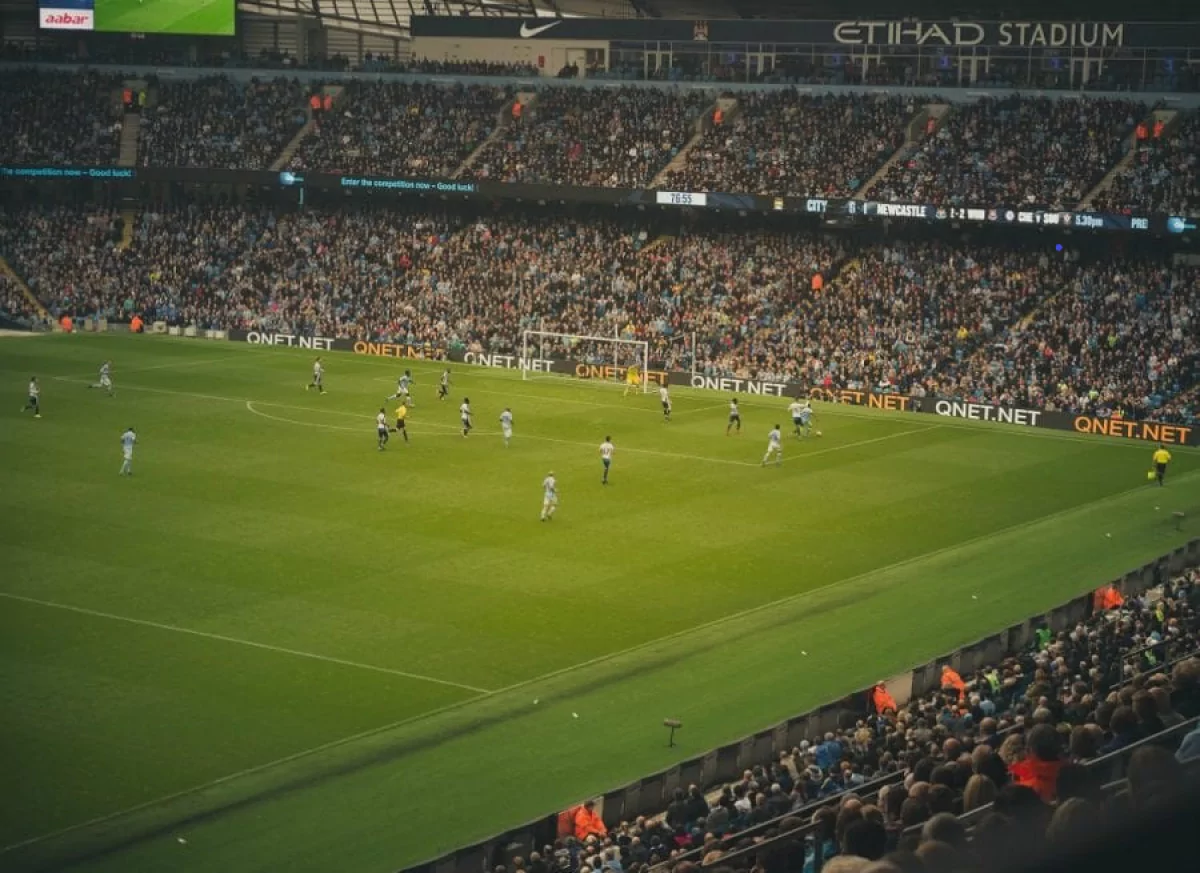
[599,437,615,485]
[762,425,783,466]
[500,408,513,447]
[90,361,114,396]
[540,472,558,521]
[22,377,41,418]
[307,357,325,394]
[376,408,389,450]
[460,398,473,437]
[659,385,672,422]
[119,426,136,476]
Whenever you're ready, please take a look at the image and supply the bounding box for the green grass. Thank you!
[0,333,1196,873]
[94,0,235,36]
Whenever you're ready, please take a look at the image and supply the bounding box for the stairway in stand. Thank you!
[270,85,345,173]
[0,256,49,322]
[648,96,736,189]
[1077,108,1180,211]
[453,91,539,179]
[856,103,950,201]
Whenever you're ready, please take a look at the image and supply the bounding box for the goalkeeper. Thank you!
[623,365,642,397]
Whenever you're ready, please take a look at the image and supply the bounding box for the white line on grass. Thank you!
[10,466,1194,857]
[370,376,724,417]
[246,399,939,468]
[0,591,492,695]
[65,353,248,381]
[245,402,467,438]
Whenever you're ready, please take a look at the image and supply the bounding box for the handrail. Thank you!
[1112,644,1200,691]
[675,770,906,870]
[645,769,905,872]
[899,715,1200,837]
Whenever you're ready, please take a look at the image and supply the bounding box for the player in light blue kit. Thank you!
[540,472,558,521]
[388,370,414,404]
[789,399,813,438]
[762,424,783,466]
[500,408,513,447]
[119,426,136,476]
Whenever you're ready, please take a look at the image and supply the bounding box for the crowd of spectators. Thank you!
[665,92,914,198]
[868,97,1146,210]
[292,82,512,177]
[1,204,1197,421]
[936,258,1200,423]
[541,568,1200,873]
[469,87,712,188]
[0,69,123,166]
[785,241,1073,399]
[0,273,46,329]
[139,76,308,169]
[1092,112,1200,217]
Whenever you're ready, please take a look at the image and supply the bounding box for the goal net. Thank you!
[521,330,651,393]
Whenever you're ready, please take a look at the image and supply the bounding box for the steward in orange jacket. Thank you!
[871,682,897,715]
[941,665,966,701]
[574,800,607,841]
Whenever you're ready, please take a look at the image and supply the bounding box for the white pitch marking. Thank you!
[0,591,491,695]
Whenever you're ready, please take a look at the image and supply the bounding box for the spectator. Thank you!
[294,81,511,177]
[869,96,1143,210]
[0,69,123,165]
[472,87,711,188]
[140,76,308,169]
[667,92,912,197]
[1008,723,1064,802]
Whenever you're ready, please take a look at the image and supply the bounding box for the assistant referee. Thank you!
[1152,443,1172,486]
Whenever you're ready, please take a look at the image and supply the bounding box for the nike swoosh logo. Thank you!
[519,20,562,38]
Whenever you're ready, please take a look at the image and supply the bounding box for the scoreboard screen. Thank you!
[40,0,236,36]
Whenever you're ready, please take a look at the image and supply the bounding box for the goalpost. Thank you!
[520,329,651,393]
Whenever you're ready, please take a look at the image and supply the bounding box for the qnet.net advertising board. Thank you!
[40,0,235,36]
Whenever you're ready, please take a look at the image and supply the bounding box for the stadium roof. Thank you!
[237,0,647,39]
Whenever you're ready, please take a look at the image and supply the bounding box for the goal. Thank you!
[520,330,651,393]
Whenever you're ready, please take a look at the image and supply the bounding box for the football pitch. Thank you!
[94,0,235,36]
[1,333,1197,873]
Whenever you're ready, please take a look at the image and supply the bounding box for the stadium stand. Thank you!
[937,258,1200,424]
[531,567,1199,873]
[0,69,123,166]
[1092,112,1200,217]
[866,96,1146,210]
[0,272,44,329]
[663,92,914,198]
[1,202,1198,421]
[468,87,713,187]
[139,76,309,169]
[292,81,514,176]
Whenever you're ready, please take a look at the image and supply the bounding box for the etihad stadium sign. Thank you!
[831,21,1128,48]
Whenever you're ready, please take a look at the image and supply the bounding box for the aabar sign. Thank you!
[40,9,94,30]
[832,20,1125,48]
[1072,415,1193,447]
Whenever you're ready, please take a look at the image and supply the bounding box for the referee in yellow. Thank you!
[1152,443,1172,486]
